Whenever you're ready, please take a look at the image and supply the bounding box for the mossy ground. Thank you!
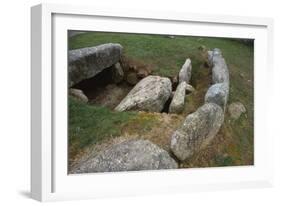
[68,31,254,170]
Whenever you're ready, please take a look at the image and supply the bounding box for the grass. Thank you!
[68,31,254,168]
[68,97,137,158]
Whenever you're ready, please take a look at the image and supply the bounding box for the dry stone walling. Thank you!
[170,48,230,161]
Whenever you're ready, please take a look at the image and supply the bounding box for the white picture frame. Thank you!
[31,3,274,202]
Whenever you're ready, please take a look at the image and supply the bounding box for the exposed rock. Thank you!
[69,88,88,103]
[228,102,247,120]
[111,62,124,83]
[115,75,172,112]
[68,43,123,87]
[208,48,229,85]
[185,84,195,93]
[126,72,139,85]
[73,139,178,173]
[170,103,224,161]
[205,83,229,110]
[179,58,192,84]
[169,82,187,114]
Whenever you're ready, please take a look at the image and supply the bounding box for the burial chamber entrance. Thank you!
[71,66,133,109]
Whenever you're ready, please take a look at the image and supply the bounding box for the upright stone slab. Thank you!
[205,83,229,110]
[169,82,187,114]
[208,48,229,85]
[111,62,124,83]
[179,58,192,84]
[170,103,224,161]
[68,43,123,87]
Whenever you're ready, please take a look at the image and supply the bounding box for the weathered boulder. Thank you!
[69,88,88,103]
[115,75,172,112]
[179,58,192,84]
[185,84,195,93]
[205,83,229,110]
[169,82,187,114]
[208,48,229,85]
[170,103,224,161]
[228,102,247,120]
[111,62,124,83]
[73,139,178,173]
[68,43,123,87]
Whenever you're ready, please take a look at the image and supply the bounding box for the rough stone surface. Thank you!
[169,82,187,114]
[179,58,192,84]
[115,75,172,112]
[73,139,178,173]
[126,72,139,85]
[111,62,124,83]
[228,102,247,120]
[185,84,195,93]
[208,48,229,85]
[68,43,123,87]
[69,88,88,103]
[205,83,229,110]
[170,103,224,161]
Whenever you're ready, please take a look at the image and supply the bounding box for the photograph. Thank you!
[67,30,254,174]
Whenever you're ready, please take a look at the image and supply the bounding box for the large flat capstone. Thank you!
[68,43,123,87]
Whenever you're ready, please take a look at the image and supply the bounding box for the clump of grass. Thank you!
[122,112,160,134]
[214,154,234,166]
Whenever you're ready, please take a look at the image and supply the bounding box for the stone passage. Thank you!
[170,48,230,161]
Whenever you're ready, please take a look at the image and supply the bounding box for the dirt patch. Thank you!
[89,83,132,109]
